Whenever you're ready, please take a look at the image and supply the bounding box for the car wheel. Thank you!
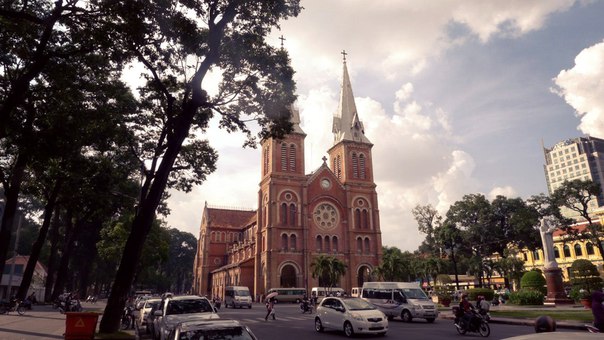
[426,318,435,323]
[343,321,354,337]
[401,310,412,322]
[314,318,324,332]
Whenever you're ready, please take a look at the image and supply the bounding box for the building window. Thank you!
[289,204,296,226]
[289,144,296,171]
[290,234,297,250]
[362,209,369,229]
[356,238,362,253]
[574,244,583,257]
[281,143,287,171]
[352,152,358,178]
[280,203,288,224]
[533,250,540,260]
[325,235,331,252]
[554,246,560,258]
[332,236,338,253]
[359,154,366,179]
[263,147,270,175]
[364,237,370,254]
[587,242,595,255]
[281,234,288,250]
[316,235,323,252]
[563,245,571,257]
[355,209,361,229]
[523,252,527,261]
[336,155,342,179]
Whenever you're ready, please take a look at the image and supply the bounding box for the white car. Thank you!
[314,297,388,337]
[167,319,257,340]
[153,295,219,340]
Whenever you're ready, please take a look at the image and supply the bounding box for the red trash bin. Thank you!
[64,312,99,340]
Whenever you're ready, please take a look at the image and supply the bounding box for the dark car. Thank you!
[167,319,257,340]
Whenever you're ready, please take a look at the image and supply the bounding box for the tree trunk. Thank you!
[0,153,28,277]
[17,180,61,300]
[51,212,78,301]
[99,110,194,333]
[44,207,61,302]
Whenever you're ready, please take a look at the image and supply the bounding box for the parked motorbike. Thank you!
[0,298,25,315]
[453,306,490,337]
[300,300,313,314]
[58,299,83,313]
[121,306,135,330]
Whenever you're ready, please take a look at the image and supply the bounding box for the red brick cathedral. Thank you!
[193,58,383,299]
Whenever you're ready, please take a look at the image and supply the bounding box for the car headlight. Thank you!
[350,313,364,321]
[412,304,421,309]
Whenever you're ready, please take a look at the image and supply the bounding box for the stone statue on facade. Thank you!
[539,216,558,269]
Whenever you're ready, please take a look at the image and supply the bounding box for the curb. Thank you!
[439,313,587,331]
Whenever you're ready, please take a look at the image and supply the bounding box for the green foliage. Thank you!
[508,289,544,305]
[467,288,495,301]
[569,286,591,301]
[310,255,347,288]
[436,274,452,285]
[569,259,603,300]
[520,270,547,295]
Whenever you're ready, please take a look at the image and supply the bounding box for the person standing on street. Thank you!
[591,290,604,332]
[265,298,276,321]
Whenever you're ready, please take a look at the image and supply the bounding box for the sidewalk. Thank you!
[439,303,589,330]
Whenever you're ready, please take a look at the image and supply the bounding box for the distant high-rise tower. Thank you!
[543,136,604,219]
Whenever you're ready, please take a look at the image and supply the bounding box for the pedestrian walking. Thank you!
[265,298,276,321]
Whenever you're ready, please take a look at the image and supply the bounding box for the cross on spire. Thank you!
[341,50,347,62]
[279,35,286,49]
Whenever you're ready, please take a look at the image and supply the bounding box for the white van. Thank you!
[350,287,361,297]
[224,286,252,309]
[311,287,345,302]
[361,282,438,323]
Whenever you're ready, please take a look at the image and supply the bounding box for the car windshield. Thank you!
[147,301,160,309]
[397,288,428,300]
[342,298,375,311]
[234,291,250,297]
[179,327,254,340]
[167,299,214,315]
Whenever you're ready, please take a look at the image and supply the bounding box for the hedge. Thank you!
[520,270,546,295]
[508,289,544,305]
[467,288,495,301]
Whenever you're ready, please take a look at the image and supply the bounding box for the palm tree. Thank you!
[310,255,347,289]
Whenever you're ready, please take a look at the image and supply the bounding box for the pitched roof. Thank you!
[207,208,256,229]
[332,59,371,145]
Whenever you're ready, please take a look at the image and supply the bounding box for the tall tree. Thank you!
[551,179,604,261]
[98,0,301,333]
[412,204,442,256]
[310,255,347,289]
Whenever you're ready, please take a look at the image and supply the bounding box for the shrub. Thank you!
[569,259,603,301]
[520,270,546,295]
[467,288,495,301]
[569,286,591,301]
[508,289,544,305]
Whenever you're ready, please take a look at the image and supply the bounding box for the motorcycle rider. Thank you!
[301,294,312,313]
[458,294,475,330]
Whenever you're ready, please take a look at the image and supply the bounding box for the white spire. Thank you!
[332,53,371,145]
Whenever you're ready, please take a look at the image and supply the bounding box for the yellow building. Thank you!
[522,209,604,282]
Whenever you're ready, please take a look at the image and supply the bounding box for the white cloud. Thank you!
[488,186,518,200]
[553,40,604,138]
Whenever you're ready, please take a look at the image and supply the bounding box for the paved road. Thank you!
[0,301,588,340]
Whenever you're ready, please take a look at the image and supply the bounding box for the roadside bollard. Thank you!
[534,315,556,333]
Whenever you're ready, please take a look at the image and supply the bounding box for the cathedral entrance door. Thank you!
[280,264,297,287]
[357,265,371,287]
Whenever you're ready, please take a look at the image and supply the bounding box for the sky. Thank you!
[165,0,604,252]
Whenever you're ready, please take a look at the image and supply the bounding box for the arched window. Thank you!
[355,209,361,229]
[336,155,342,179]
[316,236,323,252]
[290,234,297,250]
[332,236,338,253]
[359,154,366,179]
[522,252,527,261]
[325,236,331,253]
[364,237,370,254]
[280,203,288,224]
[362,210,369,229]
[281,234,288,250]
[352,152,358,178]
[289,144,296,171]
[262,235,266,251]
[289,204,296,226]
[554,246,560,258]
[563,245,571,257]
[356,238,363,253]
[587,242,595,255]
[574,243,583,257]
[533,250,540,260]
[281,143,287,171]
